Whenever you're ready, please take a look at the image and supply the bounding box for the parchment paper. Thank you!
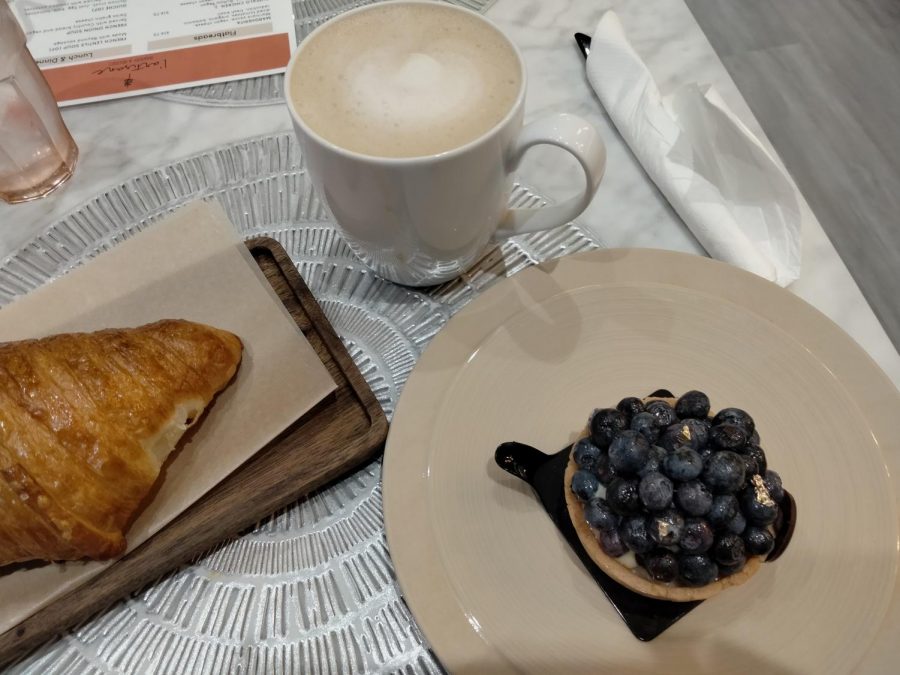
[0,200,336,635]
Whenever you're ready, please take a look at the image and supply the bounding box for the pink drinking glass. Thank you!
[0,1,77,204]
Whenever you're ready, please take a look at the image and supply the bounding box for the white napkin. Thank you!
[586,11,801,286]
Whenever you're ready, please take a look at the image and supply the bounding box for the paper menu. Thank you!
[0,200,336,636]
[9,0,297,106]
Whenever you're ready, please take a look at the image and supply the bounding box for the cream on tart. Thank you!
[566,391,787,602]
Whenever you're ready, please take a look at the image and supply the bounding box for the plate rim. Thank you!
[383,247,900,673]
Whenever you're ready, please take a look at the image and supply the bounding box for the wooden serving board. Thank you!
[0,238,389,668]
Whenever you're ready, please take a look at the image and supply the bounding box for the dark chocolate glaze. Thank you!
[494,438,796,641]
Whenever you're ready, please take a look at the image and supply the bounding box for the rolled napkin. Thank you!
[586,11,801,286]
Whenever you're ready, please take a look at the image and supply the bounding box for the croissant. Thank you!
[0,320,242,566]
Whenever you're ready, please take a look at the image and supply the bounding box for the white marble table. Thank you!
[3,0,898,392]
[3,1,900,672]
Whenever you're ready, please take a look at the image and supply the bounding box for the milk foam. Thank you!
[348,49,483,133]
[290,3,521,158]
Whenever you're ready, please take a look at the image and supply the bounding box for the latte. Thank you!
[289,2,522,158]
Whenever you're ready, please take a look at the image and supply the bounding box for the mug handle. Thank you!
[492,113,606,242]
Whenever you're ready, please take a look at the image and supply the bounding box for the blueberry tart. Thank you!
[566,391,788,601]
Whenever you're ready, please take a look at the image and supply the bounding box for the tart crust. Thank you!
[565,396,764,602]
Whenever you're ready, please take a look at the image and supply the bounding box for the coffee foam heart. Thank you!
[347,47,485,134]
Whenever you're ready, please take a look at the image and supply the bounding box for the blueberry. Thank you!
[639,471,674,511]
[713,533,746,566]
[743,525,775,556]
[675,390,710,420]
[749,429,760,445]
[606,477,642,515]
[619,516,655,554]
[662,447,704,481]
[589,408,628,449]
[708,494,739,529]
[702,451,746,494]
[740,451,760,478]
[645,400,678,428]
[638,445,668,477]
[684,418,710,449]
[572,438,603,471]
[584,499,620,532]
[608,430,651,475]
[678,554,718,586]
[630,411,661,444]
[713,407,755,435]
[659,424,685,452]
[726,510,747,535]
[740,476,779,526]
[659,420,706,452]
[616,396,644,422]
[599,528,628,557]
[675,480,713,516]
[594,452,617,485]
[570,469,599,501]
[647,508,685,546]
[740,443,768,477]
[642,549,679,582]
[709,423,748,451]
[680,518,715,554]
[763,470,784,503]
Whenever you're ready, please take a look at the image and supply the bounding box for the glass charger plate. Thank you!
[5,132,600,674]
[157,0,497,107]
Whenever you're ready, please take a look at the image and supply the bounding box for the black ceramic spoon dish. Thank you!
[574,32,592,59]
[495,441,698,640]
[494,390,797,641]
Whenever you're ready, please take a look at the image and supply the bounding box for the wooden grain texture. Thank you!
[684,0,900,352]
[0,238,388,668]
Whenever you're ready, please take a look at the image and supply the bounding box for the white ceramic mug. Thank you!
[285,1,606,286]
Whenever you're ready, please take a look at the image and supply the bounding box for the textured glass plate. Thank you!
[4,132,600,674]
[158,0,498,107]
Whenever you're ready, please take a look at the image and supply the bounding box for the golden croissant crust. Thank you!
[0,320,242,566]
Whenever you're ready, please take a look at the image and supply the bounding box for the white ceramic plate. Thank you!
[383,249,900,674]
